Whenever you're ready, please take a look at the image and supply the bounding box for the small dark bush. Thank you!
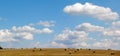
[21,48,23,50]
[0,46,3,49]
[88,49,91,50]
[76,49,79,51]
[69,52,71,54]
[108,49,111,50]
[111,53,115,55]
[64,49,67,51]
[74,51,77,52]
[93,51,95,53]
[39,48,42,51]
[32,50,35,52]
[33,47,36,49]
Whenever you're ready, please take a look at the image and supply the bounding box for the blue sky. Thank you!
[0,0,120,49]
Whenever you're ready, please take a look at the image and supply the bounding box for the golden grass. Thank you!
[0,48,120,56]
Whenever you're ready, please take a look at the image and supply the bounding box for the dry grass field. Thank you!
[0,48,120,56]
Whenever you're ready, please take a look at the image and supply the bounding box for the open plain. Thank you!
[0,48,120,56]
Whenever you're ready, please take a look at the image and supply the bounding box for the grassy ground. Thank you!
[0,48,120,56]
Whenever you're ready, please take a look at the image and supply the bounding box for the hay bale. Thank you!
[88,49,91,50]
[64,49,67,51]
[108,49,111,50]
[34,47,36,49]
[69,52,72,54]
[111,52,115,55]
[93,51,95,53]
[32,50,35,52]
[74,51,77,52]
[21,48,23,50]
[39,48,42,51]
[76,49,79,51]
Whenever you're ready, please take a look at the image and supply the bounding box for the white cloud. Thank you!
[93,39,118,49]
[112,21,120,27]
[42,28,54,34]
[53,23,102,48]
[12,26,36,33]
[55,29,88,41]
[103,29,120,37]
[17,32,33,40]
[51,41,67,48]
[34,42,41,47]
[12,26,53,34]
[37,21,55,27]
[53,28,92,48]
[0,30,17,42]
[51,22,120,49]
[0,25,53,42]
[75,23,104,32]
[64,2,119,21]
[0,29,33,42]
[80,42,89,47]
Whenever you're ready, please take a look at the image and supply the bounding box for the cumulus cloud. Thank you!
[37,21,55,27]
[12,26,53,34]
[53,28,93,48]
[55,29,88,41]
[103,29,120,37]
[0,30,17,42]
[93,39,118,49]
[51,41,67,48]
[0,25,53,42]
[12,26,37,33]
[42,28,53,34]
[17,32,34,40]
[34,42,41,47]
[52,23,95,48]
[64,2,119,21]
[37,2,120,49]
[51,22,120,49]
[75,23,104,32]
[112,21,120,27]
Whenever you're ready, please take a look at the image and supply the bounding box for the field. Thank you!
[0,48,120,56]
